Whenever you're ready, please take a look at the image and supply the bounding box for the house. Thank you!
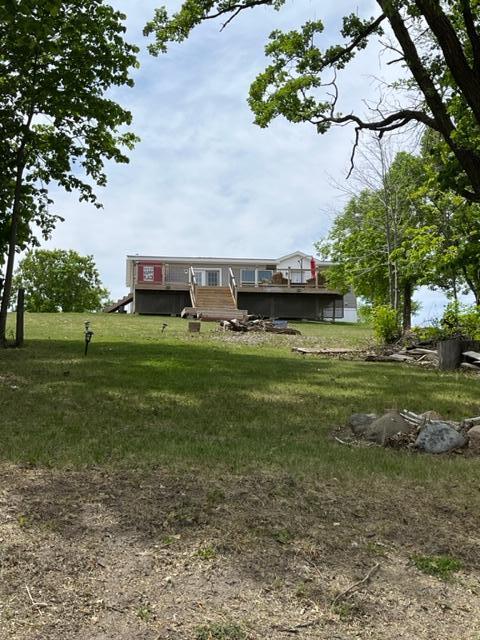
[121,251,357,321]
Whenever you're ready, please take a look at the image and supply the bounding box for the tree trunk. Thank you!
[0,154,26,347]
[402,280,412,332]
[438,339,463,370]
[15,288,25,348]
[379,0,480,201]
[438,339,480,370]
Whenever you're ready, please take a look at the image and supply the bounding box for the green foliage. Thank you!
[196,545,217,560]
[372,305,400,344]
[439,302,480,340]
[136,606,152,622]
[0,0,139,208]
[146,1,480,200]
[0,0,139,340]
[357,304,373,324]
[412,555,463,580]
[14,249,109,312]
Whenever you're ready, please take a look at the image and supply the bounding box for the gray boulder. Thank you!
[348,413,378,436]
[415,421,466,454]
[467,425,480,454]
[364,412,412,445]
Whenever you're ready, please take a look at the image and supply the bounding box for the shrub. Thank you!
[371,305,400,344]
[357,303,373,324]
[439,302,480,339]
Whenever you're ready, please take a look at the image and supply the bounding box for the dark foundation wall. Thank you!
[134,289,344,320]
[237,292,344,320]
[135,289,191,315]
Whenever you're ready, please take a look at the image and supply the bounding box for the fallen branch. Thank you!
[331,563,380,606]
[292,347,359,355]
[25,585,48,614]
[272,620,319,634]
[399,410,423,426]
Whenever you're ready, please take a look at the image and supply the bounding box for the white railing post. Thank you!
[189,266,197,307]
[228,267,237,305]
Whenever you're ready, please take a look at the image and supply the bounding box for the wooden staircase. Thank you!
[182,286,248,321]
[103,293,133,313]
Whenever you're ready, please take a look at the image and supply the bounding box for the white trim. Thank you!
[191,268,222,286]
[127,255,275,266]
[276,250,310,262]
[240,267,256,286]
[205,268,222,286]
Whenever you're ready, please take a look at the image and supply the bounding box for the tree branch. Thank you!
[322,13,387,68]
[414,0,480,125]
[314,108,438,134]
[460,0,480,75]
[204,0,274,26]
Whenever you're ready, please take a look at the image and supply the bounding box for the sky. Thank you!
[41,0,466,323]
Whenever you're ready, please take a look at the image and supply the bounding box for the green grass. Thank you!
[412,555,463,580]
[1,313,479,483]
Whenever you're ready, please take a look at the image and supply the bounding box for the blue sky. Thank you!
[42,0,466,322]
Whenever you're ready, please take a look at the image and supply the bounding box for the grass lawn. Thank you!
[1,312,478,480]
[1,313,479,639]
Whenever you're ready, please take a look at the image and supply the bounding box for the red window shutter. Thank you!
[154,265,163,283]
[137,264,144,283]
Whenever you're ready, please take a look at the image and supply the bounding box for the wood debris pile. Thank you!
[293,339,480,373]
[220,317,301,335]
[460,350,480,372]
[365,345,439,366]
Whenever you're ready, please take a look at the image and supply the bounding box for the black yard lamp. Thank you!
[84,320,94,356]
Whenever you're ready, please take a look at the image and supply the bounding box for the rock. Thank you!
[467,425,480,454]
[419,410,444,421]
[364,412,412,445]
[415,421,466,454]
[348,413,378,436]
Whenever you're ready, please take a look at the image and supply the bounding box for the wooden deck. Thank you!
[135,282,341,295]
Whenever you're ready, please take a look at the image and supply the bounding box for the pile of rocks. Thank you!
[348,410,480,454]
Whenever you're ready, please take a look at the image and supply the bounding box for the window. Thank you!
[257,269,273,284]
[143,265,154,281]
[241,269,256,285]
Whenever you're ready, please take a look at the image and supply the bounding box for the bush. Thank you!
[357,303,373,324]
[439,302,480,339]
[372,305,400,344]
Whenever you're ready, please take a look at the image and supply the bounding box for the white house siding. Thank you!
[343,290,358,322]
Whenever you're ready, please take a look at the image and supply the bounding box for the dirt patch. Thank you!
[0,464,479,639]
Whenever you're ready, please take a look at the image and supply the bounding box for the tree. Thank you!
[0,1,138,345]
[14,249,109,312]
[319,136,480,330]
[145,1,480,201]
[317,145,429,331]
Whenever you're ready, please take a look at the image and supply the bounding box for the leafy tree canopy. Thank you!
[318,138,480,333]
[0,0,139,343]
[14,249,109,312]
[145,1,480,201]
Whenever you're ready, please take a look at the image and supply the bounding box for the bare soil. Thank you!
[1,464,479,639]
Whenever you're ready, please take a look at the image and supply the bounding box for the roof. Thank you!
[127,254,276,265]
[126,251,328,266]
